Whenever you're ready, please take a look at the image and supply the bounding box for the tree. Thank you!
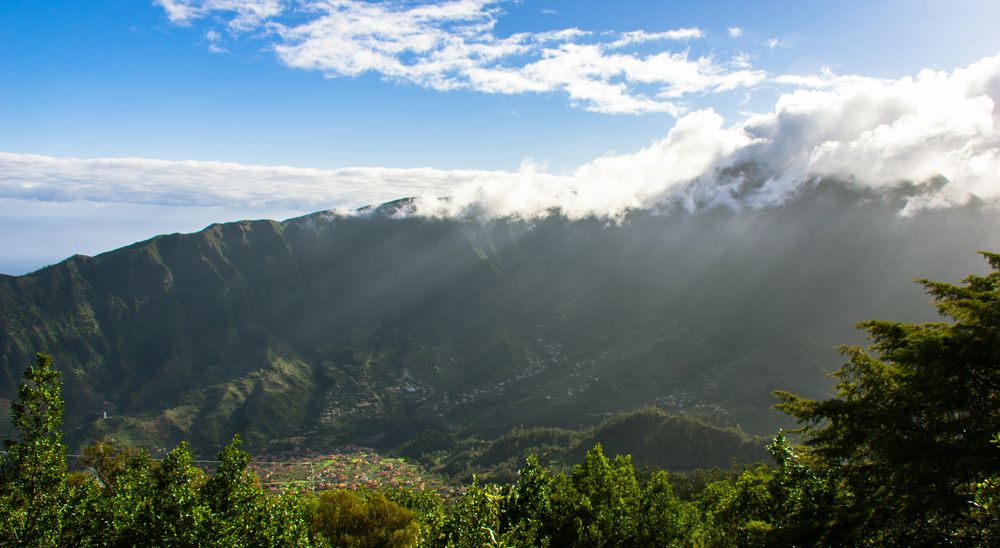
[0,352,317,546]
[637,470,701,546]
[308,489,419,547]
[440,479,511,547]
[77,437,141,495]
[545,444,642,547]
[380,486,446,543]
[971,433,1000,541]
[202,435,312,546]
[501,455,554,545]
[762,433,849,546]
[0,352,68,546]
[201,435,268,545]
[140,442,209,545]
[776,251,1000,543]
[95,449,156,544]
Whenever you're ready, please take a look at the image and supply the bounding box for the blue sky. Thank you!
[2,0,1000,273]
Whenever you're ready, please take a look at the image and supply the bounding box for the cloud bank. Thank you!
[154,0,762,114]
[0,153,471,211]
[4,53,999,222]
[2,52,999,273]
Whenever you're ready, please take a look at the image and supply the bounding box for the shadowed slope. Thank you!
[1,181,997,463]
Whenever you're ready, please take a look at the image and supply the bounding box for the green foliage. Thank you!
[143,442,210,545]
[693,433,850,547]
[202,435,312,546]
[439,444,710,547]
[694,465,774,546]
[308,489,420,547]
[440,479,515,547]
[563,444,642,546]
[96,437,314,547]
[59,474,103,546]
[380,487,447,545]
[77,437,141,494]
[0,352,68,546]
[262,490,315,547]
[638,471,701,546]
[1,353,317,546]
[96,450,156,544]
[971,433,1000,541]
[500,455,553,544]
[763,433,846,545]
[775,251,1000,543]
[202,435,264,542]
[3,252,998,546]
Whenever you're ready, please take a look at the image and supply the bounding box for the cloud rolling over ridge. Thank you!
[3,53,1000,223]
[2,52,1000,273]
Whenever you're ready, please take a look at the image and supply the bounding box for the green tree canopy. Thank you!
[308,489,419,548]
[776,251,1000,543]
[0,352,67,546]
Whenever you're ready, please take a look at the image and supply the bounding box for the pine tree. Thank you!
[776,252,1000,543]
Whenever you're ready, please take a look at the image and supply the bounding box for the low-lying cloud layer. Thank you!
[156,0,761,114]
[4,53,999,222]
[0,153,468,211]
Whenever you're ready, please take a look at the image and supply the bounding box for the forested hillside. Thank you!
[2,252,997,544]
[1,179,998,462]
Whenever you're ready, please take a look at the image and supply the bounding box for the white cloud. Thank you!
[154,1,758,115]
[773,67,880,89]
[728,26,742,38]
[607,28,703,48]
[4,54,999,249]
[205,29,227,53]
[731,55,1000,212]
[155,0,283,31]
[0,152,471,211]
[155,0,199,24]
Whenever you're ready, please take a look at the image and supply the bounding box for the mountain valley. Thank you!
[2,179,997,471]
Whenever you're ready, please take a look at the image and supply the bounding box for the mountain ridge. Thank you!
[1,179,997,465]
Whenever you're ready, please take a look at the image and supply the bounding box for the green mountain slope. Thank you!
[1,180,997,466]
[404,406,767,483]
